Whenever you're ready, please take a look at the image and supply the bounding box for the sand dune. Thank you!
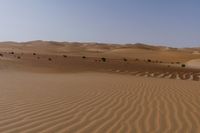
[0,41,200,62]
[0,72,200,133]
[187,59,200,69]
[0,41,200,132]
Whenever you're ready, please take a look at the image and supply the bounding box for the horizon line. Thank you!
[0,40,199,49]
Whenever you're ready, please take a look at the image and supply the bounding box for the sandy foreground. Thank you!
[0,41,200,133]
[0,71,200,133]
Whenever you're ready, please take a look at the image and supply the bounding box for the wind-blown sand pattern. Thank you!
[0,41,200,132]
[0,72,200,133]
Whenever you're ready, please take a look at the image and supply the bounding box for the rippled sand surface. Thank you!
[0,72,200,133]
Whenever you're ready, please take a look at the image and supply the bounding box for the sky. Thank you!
[0,0,199,47]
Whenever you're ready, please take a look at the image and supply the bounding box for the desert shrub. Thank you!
[63,55,67,58]
[17,56,21,59]
[123,58,127,62]
[176,62,180,64]
[101,57,106,62]
[135,58,139,61]
[48,58,52,61]
[0,53,3,57]
[147,59,151,62]
[181,64,186,67]
[33,53,36,55]
[82,56,86,59]
[9,52,14,54]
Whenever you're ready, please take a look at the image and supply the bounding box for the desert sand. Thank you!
[187,59,200,69]
[0,41,200,133]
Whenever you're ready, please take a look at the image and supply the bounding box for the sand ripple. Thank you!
[0,72,200,133]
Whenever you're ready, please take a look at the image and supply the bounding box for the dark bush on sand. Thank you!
[63,55,67,58]
[147,59,151,62]
[101,57,106,62]
[123,58,127,62]
[181,64,186,67]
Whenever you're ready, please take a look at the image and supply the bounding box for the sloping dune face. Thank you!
[0,72,200,133]
[187,59,200,69]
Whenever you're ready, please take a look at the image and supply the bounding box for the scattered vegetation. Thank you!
[0,53,3,57]
[181,64,186,67]
[17,56,21,59]
[33,53,36,55]
[147,59,151,62]
[48,58,52,61]
[101,57,106,62]
[123,58,127,62]
[63,55,67,58]
[9,52,14,54]
[82,56,86,59]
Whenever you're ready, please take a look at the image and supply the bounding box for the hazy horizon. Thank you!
[0,0,200,47]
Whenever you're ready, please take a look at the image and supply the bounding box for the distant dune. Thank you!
[0,41,199,132]
[0,41,200,62]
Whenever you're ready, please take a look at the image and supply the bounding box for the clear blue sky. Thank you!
[0,0,199,47]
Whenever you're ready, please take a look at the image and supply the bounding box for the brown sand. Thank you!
[0,41,200,132]
[187,59,200,69]
[0,72,200,133]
